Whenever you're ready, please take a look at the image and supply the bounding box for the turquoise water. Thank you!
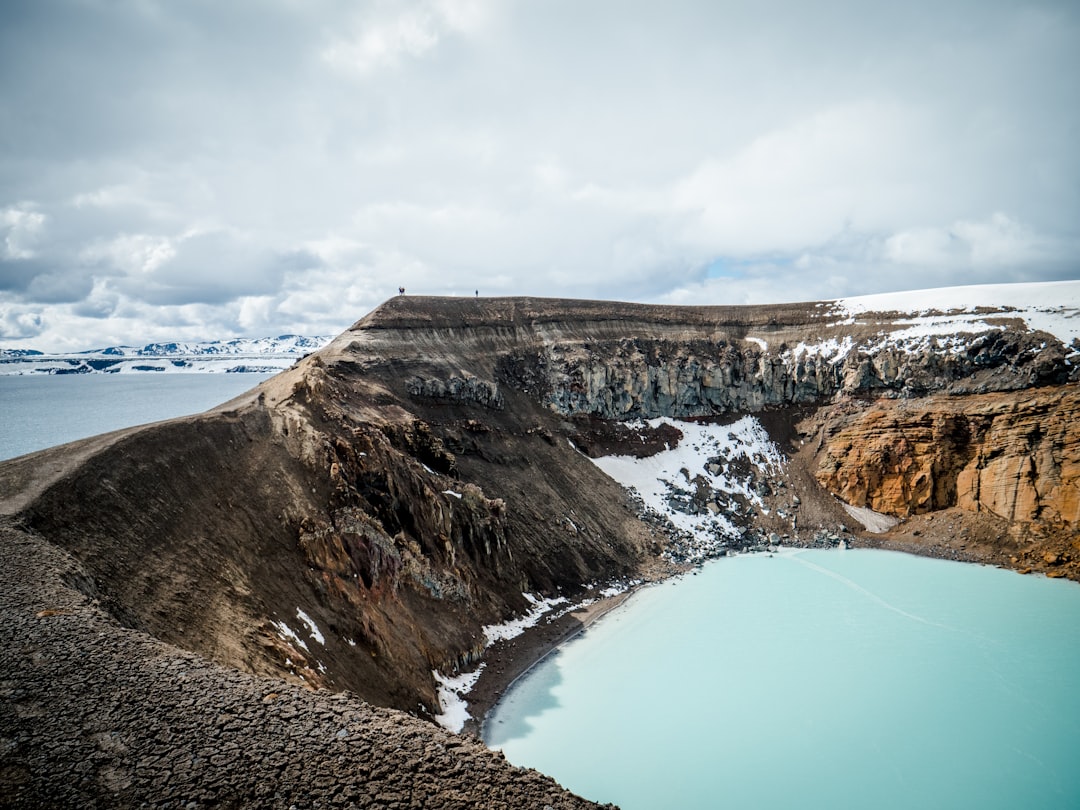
[0,373,272,461]
[486,549,1080,809]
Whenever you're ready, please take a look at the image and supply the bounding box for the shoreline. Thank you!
[461,512,1076,742]
[461,585,648,739]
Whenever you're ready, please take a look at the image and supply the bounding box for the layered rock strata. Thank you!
[811,386,1079,577]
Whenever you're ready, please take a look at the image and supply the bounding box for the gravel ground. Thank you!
[0,520,611,809]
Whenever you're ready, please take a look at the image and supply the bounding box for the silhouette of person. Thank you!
[399,286,405,295]
[475,290,478,297]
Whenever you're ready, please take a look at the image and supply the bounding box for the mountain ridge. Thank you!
[0,334,334,374]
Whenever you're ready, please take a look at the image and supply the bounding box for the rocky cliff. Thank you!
[1,285,1077,805]
[811,386,1079,577]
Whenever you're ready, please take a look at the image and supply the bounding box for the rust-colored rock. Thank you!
[813,385,1079,576]
[815,386,1079,526]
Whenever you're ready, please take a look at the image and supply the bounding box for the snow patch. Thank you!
[432,582,641,733]
[272,621,310,653]
[840,502,899,534]
[786,335,855,362]
[833,280,1080,348]
[433,664,485,732]
[296,608,325,646]
[591,416,785,563]
[442,489,463,499]
[482,593,569,647]
[600,580,639,598]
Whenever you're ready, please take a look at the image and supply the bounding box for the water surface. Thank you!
[0,373,271,461]
[486,549,1080,809]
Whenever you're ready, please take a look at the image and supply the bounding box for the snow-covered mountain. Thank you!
[0,335,333,375]
[724,280,1080,372]
[830,280,1080,349]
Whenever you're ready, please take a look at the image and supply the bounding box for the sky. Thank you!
[1,0,1078,351]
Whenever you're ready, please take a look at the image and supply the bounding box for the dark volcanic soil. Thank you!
[0,518,611,809]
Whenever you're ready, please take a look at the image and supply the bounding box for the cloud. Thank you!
[668,102,934,256]
[26,270,96,305]
[660,211,1076,308]
[1,206,46,260]
[110,232,323,307]
[322,0,493,75]
[0,307,44,341]
[882,214,1047,268]
[81,233,177,276]
[0,0,1077,350]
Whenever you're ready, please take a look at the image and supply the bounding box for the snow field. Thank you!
[590,416,786,563]
[831,280,1080,350]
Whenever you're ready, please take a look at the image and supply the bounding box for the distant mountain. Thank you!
[0,334,334,374]
[85,335,332,358]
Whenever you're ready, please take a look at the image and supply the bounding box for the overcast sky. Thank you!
[1,0,1077,350]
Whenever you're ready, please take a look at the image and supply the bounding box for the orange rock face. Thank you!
[815,386,1080,529]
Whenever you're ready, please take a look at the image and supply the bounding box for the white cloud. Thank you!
[0,307,44,340]
[71,185,137,210]
[950,214,1050,265]
[322,0,493,75]
[0,0,1077,351]
[1,206,46,259]
[81,233,177,275]
[236,295,276,332]
[670,102,939,256]
[884,214,1052,268]
[323,11,439,74]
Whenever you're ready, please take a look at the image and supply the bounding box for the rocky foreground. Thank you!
[1,285,1077,805]
[0,522,607,809]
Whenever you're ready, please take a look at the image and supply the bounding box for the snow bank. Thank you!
[431,591,572,732]
[295,608,325,646]
[433,665,486,732]
[840,503,899,534]
[482,593,569,647]
[833,280,1080,348]
[272,620,310,653]
[591,416,785,562]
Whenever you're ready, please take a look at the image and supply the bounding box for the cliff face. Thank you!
[815,388,1079,524]
[497,320,1068,419]
[811,387,1080,576]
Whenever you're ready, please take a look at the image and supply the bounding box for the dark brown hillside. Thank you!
[18,372,652,714]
